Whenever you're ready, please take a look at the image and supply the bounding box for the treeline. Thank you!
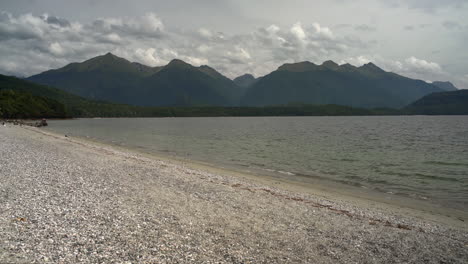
[0,90,401,119]
[0,90,69,119]
[90,104,400,118]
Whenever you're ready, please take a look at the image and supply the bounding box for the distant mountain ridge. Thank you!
[233,74,257,88]
[405,89,468,115]
[28,53,242,107]
[241,61,443,108]
[28,53,445,108]
[432,81,458,91]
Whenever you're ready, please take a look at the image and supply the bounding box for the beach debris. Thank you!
[14,217,27,222]
[397,224,412,230]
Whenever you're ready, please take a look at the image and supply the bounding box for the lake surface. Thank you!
[45,116,468,211]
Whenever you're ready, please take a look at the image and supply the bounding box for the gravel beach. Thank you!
[1,125,467,263]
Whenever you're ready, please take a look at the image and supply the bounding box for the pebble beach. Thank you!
[1,124,467,263]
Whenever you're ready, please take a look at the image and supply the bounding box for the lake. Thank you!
[45,116,468,211]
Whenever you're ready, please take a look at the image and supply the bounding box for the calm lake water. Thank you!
[45,116,468,211]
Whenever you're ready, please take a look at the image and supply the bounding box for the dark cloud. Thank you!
[43,15,71,27]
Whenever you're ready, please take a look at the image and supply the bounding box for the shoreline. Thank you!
[40,124,468,229]
[1,124,467,263]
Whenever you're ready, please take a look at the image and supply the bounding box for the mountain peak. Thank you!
[432,81,458,91]
[235,73,255,79]
[233,74,257,88]
[197,65,227,80]
[98,52,121,60]
[341,63,357,70]
[88,52,128,64]
[278,61,318,72]
[359,62,385,73]
[166,59,192,68]
[321,60,339,69]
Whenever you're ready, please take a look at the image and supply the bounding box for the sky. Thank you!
[1,0,467,88]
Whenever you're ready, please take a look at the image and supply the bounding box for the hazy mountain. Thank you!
[405,90,468,115]
[233,74,258,88]
[432,81,458,91]
[28,53,242,107]
[241,61,443,108]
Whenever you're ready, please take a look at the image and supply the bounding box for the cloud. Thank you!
[0,12,48,40]
[198,28,213,39]
[183,56,209,66]
[310,23,334,39]
[91,13,164,38]
[49,42,65,56]
[225,46,251,64]
[0,11,465,88]
[41,14,71,28]
[381,0,467,12]
[404,56,442,74]
[290,22,306,41]
[0,11,363,80]
[354,24,377,32]
[134,48,166,66]
[442,20,464,30]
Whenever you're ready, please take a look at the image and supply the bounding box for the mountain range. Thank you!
[28,53,242,107]
[241,61,446,108]
[2,72,466,117]
[27,53,455,108]
[0,73,381,118]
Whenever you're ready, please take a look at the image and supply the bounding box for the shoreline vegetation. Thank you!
[1,74,468,119]
[1,124,467,263]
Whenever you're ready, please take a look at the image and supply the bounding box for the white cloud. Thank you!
[340,56,371,66]
[183,56,208,66]
[266,25,280,34]
[49,42,64,56]
[135,48,164,66]
[291,22,306,41]
[226,47,251,64]
[104,33,122,43]
[198,28,213,38]
[0,12,46,40]
[311,23,334,39]
[404,56,442,74]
